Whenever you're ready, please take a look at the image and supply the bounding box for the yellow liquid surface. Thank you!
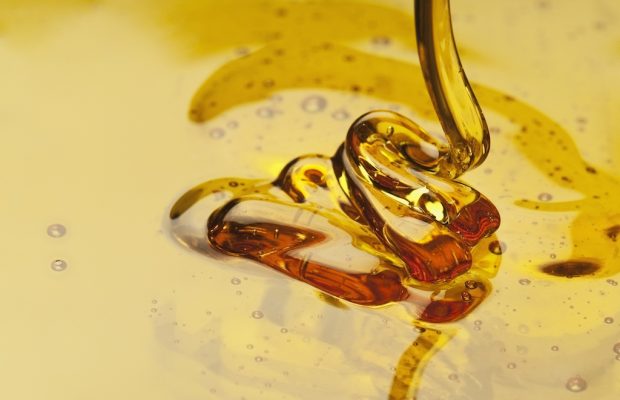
[1,1,619,399]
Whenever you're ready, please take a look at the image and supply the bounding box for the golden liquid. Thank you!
[1,1,619,399]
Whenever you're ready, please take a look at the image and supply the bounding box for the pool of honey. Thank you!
[0,0,619,399]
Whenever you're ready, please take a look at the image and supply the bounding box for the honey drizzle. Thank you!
[170,0,500,325]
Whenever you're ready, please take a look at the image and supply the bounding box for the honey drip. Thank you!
[170,0,500,324]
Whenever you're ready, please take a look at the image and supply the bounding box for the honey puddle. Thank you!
[1,0,619,399]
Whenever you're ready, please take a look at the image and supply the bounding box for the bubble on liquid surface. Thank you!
[537,192,553,201]
[256,107,275,118]
[331,109,350,120]
[301,95,327,113]
[251,310,264,319]
[51,259,67,271]
[371,36,391,46]
[47,224,66,238]
[209,127,225,139]
[488,240,506,255]
[565,376,587,392]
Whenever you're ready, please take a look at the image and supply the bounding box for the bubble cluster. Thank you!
[47,224,66,238]
[50,259,67,272]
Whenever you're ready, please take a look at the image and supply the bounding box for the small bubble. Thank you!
[150,308,158,313]
[507,362,516,369]
[607,279,618,286]
[550,253,557,259]
[47,224,66,238]
[280,328,288,333]
[226,120,239,129]
[254,356,264,362]
[246,344,254,350]
[209,128,225,139]
[604,317,614,324]
[517,345,528,354]
[519,278,531,286]
[551,345,559,351]
[518,324,530,334]
[256,107,275,118]
[371,36,391,46]
[301,95,327,113]
[448,373,459,381]
[488,240,506,255]
[231,277,241,285]
[538,192,553,201]
[565,376,587,392]
[228,181,239,187]
[50,259,67,272]
[235,290,243,296]
[331,109,350,120]
[465,280,478,289]
[474,320,482,326]
[613,343,620,354]
[151,299,158,304]
[252,310,264,319]
[461,291,472,302]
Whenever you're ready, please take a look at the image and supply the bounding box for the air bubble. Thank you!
[371,36,391,46]
[331,109,350,120]
[448,373,459,381]
[231,277,241,285]
[209,128,225,139]
[607,279,618,286]
[47,224,66,238]
[613,343,620,354]
[254,356,264,362]
[519,278,531,286]
[280,328,288,333]
[551,345,559,351]
[301,95,327,113]
[465,280,477,289]
[488,240,506,255]
[604,317,614,324]
[537,192,553,201]
[565,376,587,392]
[50,259,67,272]
[507,362,516,369]
[256,107,275,118]
[252,310,264,319]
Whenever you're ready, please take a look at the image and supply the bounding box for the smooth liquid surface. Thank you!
[1,1,619,399]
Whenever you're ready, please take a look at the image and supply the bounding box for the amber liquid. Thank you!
[170,1,500,324]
